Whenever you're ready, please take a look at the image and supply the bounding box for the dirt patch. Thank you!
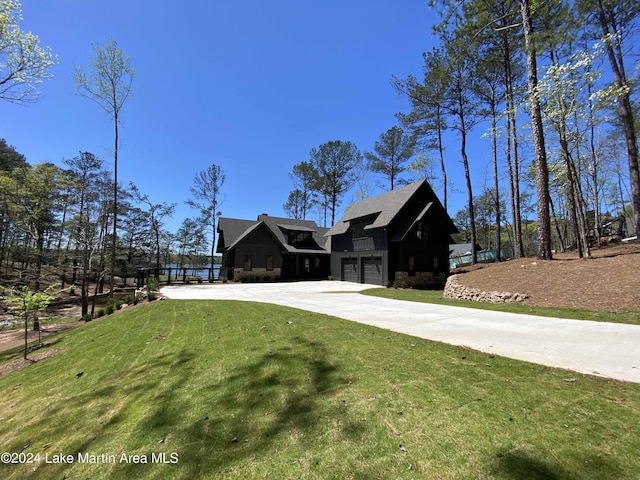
[0,322,80,354]
[454,243,640,313]
[0,347,66,377]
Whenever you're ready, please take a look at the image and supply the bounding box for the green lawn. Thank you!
[1,300,639,479]
[362,288,640,325]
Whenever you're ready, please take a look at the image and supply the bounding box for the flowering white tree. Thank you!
[0,0,56,104]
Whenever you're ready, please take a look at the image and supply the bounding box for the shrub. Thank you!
[122,294,137,305]
[147,277,160,301]
[82,313,92,322]
[105,298,120,315]
[96,309,106,318]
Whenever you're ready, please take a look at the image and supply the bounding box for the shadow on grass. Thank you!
[490,448,622,480]
[132,335,345,479]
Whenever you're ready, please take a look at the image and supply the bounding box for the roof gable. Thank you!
[218,215,329,253]
[326,179,455,237]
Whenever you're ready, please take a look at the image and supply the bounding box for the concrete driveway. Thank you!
[161,281,640,384]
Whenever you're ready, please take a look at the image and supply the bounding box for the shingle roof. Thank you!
[325,180,430,236]
[217,218,257,253]
[217,215,329,253]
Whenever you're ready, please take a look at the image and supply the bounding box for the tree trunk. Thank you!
[521,0,553,259]
[110,116,118,297]
[436,107,448,212]
[491,101,501,261]
[596,0,640,240]
[502,30,524,258]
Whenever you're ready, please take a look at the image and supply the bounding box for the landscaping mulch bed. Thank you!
[453,243,640,313]
[0,347,66,377]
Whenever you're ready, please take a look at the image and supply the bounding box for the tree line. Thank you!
[286,0,639,263]
[399,0,639,261]
[1,1,228,319]
[0,142,226,317]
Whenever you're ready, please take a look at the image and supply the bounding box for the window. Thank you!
[408,256,415,271]
[288,231,312,245]
[266,255,273,271]
[416,222,428,240]
[244,255,252,271]
[352,223,365,238]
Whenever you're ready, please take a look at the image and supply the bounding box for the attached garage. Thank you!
[341,258,359,283]
[363,258,383,285]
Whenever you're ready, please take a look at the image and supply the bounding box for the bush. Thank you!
[96,309,106,318]
[122,294,137,305]
[147,277,160,301]
[105,298,120,315]
[82,313,92,322]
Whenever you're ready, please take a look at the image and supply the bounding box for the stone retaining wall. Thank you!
[443,274,528,303]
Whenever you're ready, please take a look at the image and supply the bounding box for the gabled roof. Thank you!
[325,179,455,237]
[217,215,329,254]
[217,217,257,253]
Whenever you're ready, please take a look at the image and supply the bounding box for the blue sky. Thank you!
[3,0,480,233]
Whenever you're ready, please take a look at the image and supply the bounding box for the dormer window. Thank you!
[288,231,312,245]
[350,213,378,239]
[352,223,365,239]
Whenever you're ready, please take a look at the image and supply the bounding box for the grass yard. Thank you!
[362,288,640,325]
[1,300,639,479]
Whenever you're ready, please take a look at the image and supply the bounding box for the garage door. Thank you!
[341,259,359,283]
[363,258,383,285]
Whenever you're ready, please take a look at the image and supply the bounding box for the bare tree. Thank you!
[74,37,134,296]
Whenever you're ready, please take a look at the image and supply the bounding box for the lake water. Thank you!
[163,264,221,280]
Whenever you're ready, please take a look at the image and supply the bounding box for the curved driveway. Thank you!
[161,281,640,384]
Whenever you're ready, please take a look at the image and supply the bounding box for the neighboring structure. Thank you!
[449,243,481,269]
[325,180,457,287]
[449,244,511,269]
[217,214,330,281]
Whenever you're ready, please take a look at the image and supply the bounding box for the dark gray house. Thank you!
[325,180,457,287]
[217,214,330,281]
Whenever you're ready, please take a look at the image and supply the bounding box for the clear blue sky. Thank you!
[3,0,479,233]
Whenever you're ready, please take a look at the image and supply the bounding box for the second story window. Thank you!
[352,223,365,238]
[288,231,312,245]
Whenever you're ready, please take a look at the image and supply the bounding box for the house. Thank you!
[449,243,511,268]
[216,214,330,281]
[325,179,458,287]
[449,243,481,269]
